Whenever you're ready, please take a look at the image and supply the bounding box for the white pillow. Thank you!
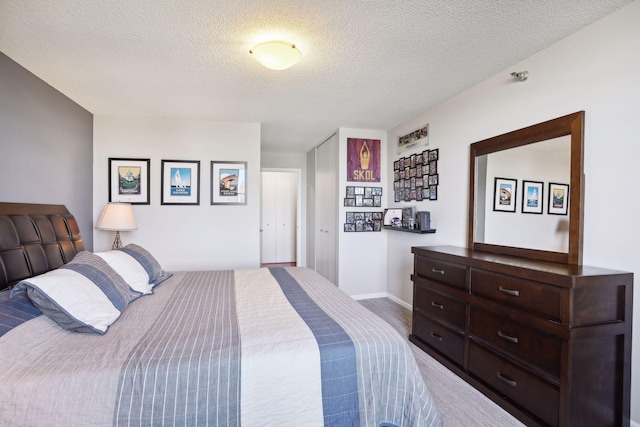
[95,250,154,295]
[11,268,121,334]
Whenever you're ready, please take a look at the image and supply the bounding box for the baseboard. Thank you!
[352,292,414,311]
[385,293,413,311]
[351,292,387,300]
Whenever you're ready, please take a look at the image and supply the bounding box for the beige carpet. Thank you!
[359,298,525,427]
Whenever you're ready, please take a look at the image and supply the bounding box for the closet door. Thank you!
[261,171,297,264]
[275,172,296,263]
[261,172,278,264]
[315,136,338,284]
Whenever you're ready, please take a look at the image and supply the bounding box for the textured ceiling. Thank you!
[0,0,632,153]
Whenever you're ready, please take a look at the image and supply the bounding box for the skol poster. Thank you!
[347,138,380,182]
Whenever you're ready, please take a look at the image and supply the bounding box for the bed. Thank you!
[0,202,442,426]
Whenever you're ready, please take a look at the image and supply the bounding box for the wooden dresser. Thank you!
[409,245,633,427]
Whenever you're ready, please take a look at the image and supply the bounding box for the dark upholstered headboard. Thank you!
[0,202,84,291]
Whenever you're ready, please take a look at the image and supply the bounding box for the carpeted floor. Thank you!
[359,297,525,427]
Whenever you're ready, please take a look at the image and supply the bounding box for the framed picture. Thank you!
[108,158,150,204]
[397,123,429,154]
[211,161,247,205]
[522,180,544,214]
[429,185,438,200]
[493,177,517,212]
[548,182,569,215]
[161,160,200,205]
[428,148,439,162]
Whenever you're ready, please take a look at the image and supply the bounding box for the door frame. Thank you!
[260,168,303,266]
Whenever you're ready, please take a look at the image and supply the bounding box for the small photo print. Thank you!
[219,168,238,197]
[171,168,192,196]
[429,161,437,175]
[493,177,517,212]
[429,185,438,200]
[548,182,569,215]
[118,166,141,195]
[346,186,355,198]
[522,180,543,214]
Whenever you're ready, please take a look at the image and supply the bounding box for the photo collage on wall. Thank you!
[344,186,383,207]
[344,211,383,232]
[393,149,439,202]
[344,186,383,232]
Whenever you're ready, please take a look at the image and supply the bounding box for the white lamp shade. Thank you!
[96,203,138,231]
[250,41,302,70]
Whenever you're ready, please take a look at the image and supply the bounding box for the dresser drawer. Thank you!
[415,256,467,290]
[471,269,562,322]
[413,312,464,366]
[414,284,465,330]
[469,308,561,379]
[469,343,559,426]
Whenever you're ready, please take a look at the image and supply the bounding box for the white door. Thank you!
[261,171,297,264]
[275,172,295,262]
[261,172,278,264]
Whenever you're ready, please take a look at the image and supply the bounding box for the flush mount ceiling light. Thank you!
[249,41,301,70]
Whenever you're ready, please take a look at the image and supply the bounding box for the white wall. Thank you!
[261,151,307,266]
[483,141,571,252]
[386,1,640,423]
[337,128,388,297]
[93,115,261,271]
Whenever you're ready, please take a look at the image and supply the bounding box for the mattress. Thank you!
[0,266,442,426]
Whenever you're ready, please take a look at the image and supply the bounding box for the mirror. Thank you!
[467,111,584,265]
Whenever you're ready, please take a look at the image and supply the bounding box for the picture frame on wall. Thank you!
[108,158,150,205]
[548,182,570,215]
[397,123,429,154]
[522,180,544,214]
[211,160,247,205]
[161,160,200,205]
[493,177,517,212]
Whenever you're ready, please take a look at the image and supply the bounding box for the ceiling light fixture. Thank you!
[249,41,301,70]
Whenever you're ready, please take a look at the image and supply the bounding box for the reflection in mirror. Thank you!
[475,136,571,252]
[467,111,584,265]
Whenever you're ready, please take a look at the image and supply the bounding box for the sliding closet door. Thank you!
[315,135,338,285]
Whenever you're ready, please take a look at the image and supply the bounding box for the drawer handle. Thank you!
[430,301,444,310]
[430,332,443,342]
[431,268,445,275]
[497,330,519,344]
[498,286,520,297]
[496,371,518,388]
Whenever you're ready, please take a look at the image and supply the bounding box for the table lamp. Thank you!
[96,202,138,250]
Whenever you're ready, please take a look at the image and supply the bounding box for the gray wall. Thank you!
[0,52,94,250]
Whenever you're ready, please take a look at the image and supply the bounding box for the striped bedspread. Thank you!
[0,267,442,426]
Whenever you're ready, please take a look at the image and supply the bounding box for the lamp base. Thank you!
[112,231,123,250]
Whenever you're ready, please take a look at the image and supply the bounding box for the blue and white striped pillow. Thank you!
[10,251,140,334]
[95,244,172,295]
[119,243,172,287]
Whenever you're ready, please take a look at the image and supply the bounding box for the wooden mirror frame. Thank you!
[467,111,585,265]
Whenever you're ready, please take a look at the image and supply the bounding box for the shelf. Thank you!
[384,226,436,234]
